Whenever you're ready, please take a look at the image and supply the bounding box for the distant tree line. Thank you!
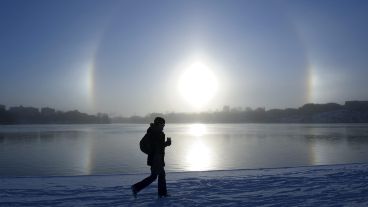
[0,105,110,124]
[2,101,368,124]
[112,101,368,123]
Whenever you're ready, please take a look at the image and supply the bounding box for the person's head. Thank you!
[153,117,165,130]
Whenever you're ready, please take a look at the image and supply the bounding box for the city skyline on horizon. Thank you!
[2,99,367,118]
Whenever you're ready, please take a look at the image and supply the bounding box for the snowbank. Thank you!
[1,164,368,206]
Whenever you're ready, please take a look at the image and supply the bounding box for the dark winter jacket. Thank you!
[146,123,168,167]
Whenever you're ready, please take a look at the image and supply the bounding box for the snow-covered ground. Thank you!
[1,164,368,206]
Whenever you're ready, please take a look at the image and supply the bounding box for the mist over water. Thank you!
[1,123,368,176]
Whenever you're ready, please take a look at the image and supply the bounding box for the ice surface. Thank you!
[1,164,367,206]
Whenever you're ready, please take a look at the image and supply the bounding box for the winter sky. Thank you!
[1,0,368,116]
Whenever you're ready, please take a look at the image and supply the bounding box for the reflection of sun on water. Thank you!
[185,140,212,171]
[185,124,213,171]
[189,123,207,136]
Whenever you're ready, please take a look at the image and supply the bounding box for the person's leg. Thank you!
[158,168,167,197]
[132,168,158,193]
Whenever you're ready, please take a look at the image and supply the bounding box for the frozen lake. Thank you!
[1,123,368,176]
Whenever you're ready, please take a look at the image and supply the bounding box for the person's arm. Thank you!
[164,138,171,147]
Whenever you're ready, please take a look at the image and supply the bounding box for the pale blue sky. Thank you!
[1,0,367,116]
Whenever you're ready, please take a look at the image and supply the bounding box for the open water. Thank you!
[1,123,368,176]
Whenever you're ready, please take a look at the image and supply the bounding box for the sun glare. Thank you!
[179,61,218,108]
[188,123,207,136]
[185,140,213,171]
[185,124,213,171]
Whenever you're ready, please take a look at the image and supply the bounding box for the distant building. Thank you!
[9,106,23,113]
[222,105,230,113]
[9,106,39,114]
[41,107,56,116]
[0,104,5,111]
[345,101,368,111]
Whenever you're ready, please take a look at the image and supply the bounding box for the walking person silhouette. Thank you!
[131,117,171,198]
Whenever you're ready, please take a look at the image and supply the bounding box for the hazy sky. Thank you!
[1,0,368,116]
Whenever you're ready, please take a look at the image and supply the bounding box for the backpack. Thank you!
[139,133,152,154]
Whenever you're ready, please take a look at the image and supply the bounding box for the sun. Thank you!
[178,61,218,108]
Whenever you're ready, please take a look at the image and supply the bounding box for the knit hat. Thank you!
[154,117,165,125]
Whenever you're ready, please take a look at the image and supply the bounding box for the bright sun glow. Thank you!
[188,123,207,136]
[179,61,218,108]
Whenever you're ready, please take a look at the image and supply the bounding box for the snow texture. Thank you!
[1,164,368,206]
